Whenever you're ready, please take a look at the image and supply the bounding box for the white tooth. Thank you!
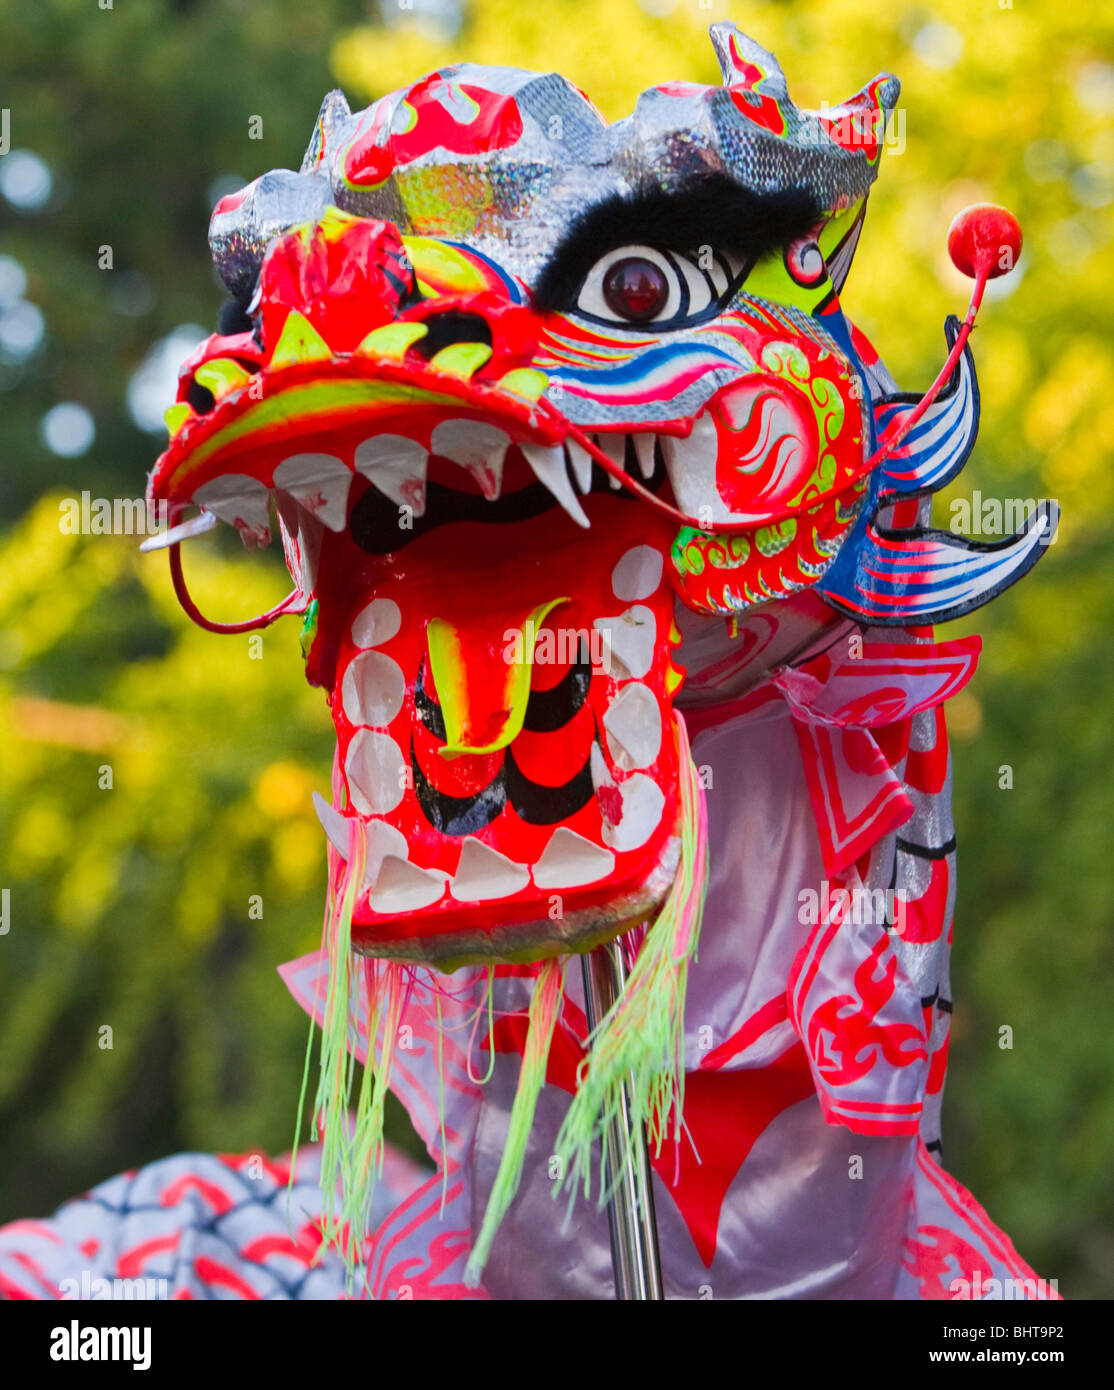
[564,440,593,494]
[611,545,664,601]
[595,434,626,470]
[450,838,530,902]
[364,820,410,887]
[138,509,218,552]
[341,650,405,728]
[593,604,656,680]
[275,497,297,553]
[295,508,323,595]
[193,473,271,545]
[660,416,719,520]
[632,433,656,480]
[520,443,590,528]
[272,453,352,532]
[350,597,402,649]
[275,492,323,598]
[300,511,323,595]
[603,682,662,771]
[430,419,510,500]
[354,435,429,517]
[581,430,625,492]
[367,855,447,913]
[590,743,615,795]
[592,434,624,490]
[311,793,408,887]
[532,828,615,889]
[345,730,406,815]
[312,791,355,859]
[600,773,665,853]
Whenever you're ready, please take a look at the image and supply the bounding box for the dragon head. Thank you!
[146,22,1054,971]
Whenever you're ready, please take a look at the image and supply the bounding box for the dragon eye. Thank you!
[602,257,670,322]
[574,244,739,329]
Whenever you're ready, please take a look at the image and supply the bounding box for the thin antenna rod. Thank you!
[580,941,665,1301]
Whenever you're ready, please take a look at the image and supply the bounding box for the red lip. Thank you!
[312,497,686,968]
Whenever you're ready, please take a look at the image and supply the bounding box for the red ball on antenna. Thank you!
[947,203,1023,281]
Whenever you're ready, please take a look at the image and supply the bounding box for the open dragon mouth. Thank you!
[151,295,704,966]
[317,488,685,967]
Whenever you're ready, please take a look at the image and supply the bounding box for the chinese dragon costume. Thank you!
[1,23,1060,1301]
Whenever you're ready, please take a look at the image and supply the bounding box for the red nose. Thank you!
[256,210,541,377]
[259,211,414,356]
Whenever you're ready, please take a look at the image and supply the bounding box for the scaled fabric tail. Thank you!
[554,711,709,1207]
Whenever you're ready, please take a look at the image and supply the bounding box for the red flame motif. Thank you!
[344,74,525,190]
[808,938,929,1087]
[713,378,818,512]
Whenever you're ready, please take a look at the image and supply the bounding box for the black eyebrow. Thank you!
[532,173,820,311]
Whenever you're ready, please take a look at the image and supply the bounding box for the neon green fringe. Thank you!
[464,957,564,1286]
[293,825,407,1283]
[553,713,708,1207]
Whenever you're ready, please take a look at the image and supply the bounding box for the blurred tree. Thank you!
[0,0,371,519]
[0,0,1111,1296]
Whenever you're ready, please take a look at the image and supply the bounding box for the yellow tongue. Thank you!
[427,597,569,758]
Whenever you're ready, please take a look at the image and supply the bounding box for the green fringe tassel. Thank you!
[553,713,708,1207]
[293,824,406,1285]
[464,957,565,1286]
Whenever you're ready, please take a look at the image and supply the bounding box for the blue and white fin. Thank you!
[818,501,1059,625]
[873,315,980,505]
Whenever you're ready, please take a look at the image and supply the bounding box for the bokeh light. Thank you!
[0,150,53,211]
[40,403,96,458]
[912,21,964,71]
[0,255,28,307]
[0,299,45,363]
[126,324,207,434]
[1075,61,1114,116]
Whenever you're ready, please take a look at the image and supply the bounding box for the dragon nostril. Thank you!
[186,379,215,415]
[410,312,493,359]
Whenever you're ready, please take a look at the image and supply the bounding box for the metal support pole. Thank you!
[580,940,665,1300]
